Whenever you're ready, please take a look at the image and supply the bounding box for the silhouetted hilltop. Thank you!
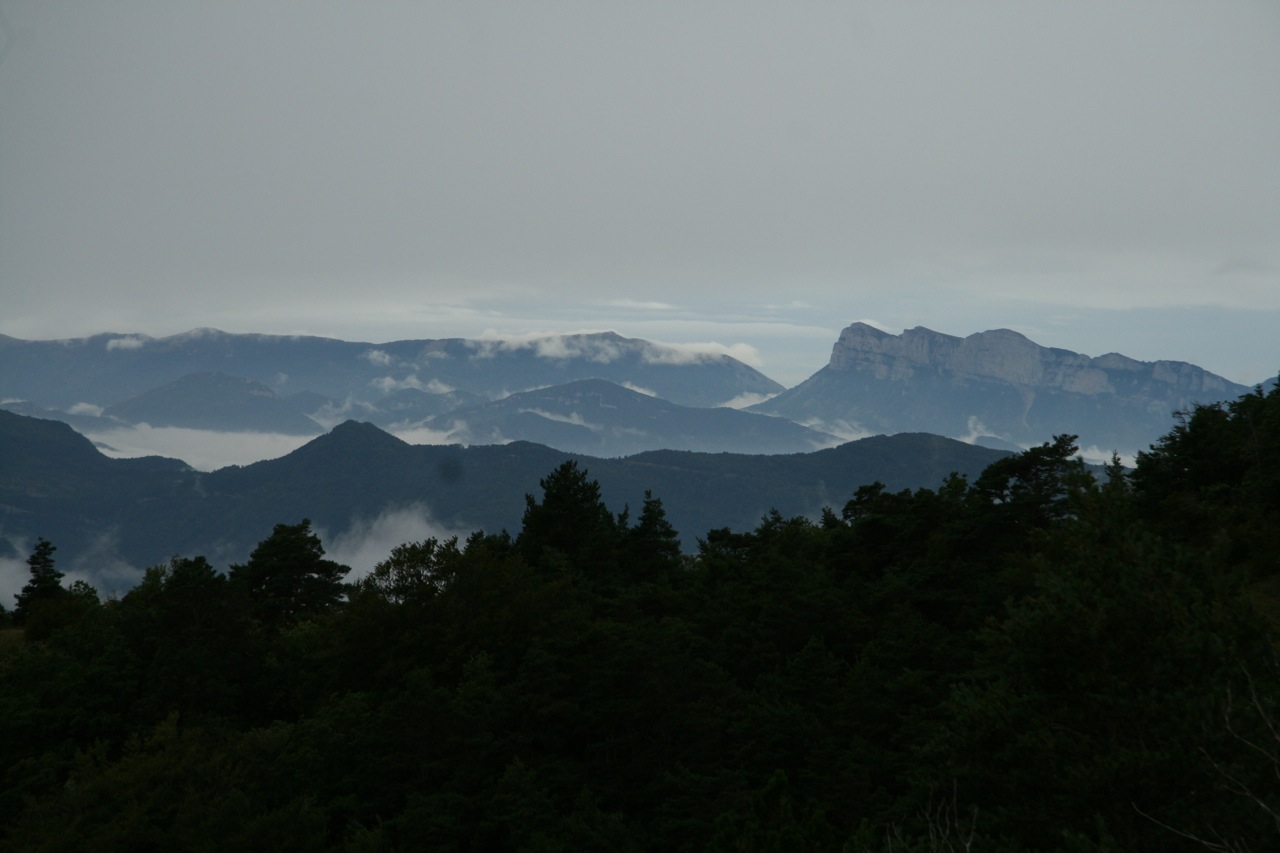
[1,411,1007,581]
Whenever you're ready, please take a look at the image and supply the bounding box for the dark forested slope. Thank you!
[1,410,1007,574]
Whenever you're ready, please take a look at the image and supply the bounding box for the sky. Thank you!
[1,1,1278,387]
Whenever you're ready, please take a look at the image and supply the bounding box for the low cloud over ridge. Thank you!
[319,504,475,583]
[467,330,764,368]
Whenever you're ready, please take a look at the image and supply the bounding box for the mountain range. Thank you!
[1,323,1266,462]
[418,378,834,456]
[0,408,1007,588]
[751,323,1256,453]
[0,328,780,411]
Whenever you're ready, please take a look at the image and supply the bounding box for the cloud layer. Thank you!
[87,425,316,472]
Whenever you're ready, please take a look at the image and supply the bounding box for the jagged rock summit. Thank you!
[827,323,1237,396]
[752,322,1250,455]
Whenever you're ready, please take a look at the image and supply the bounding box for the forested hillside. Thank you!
[0,410,1009,573]
[2,382,1279,851]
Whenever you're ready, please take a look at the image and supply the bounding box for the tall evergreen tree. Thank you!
[229,520,349,629]
[517,461,621,574]
[622,490,682,579]
[12,538,64,626]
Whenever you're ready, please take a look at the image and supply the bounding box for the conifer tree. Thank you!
[517,461,620,573]
[12,538,64,626]
[229,520,348,628]
[623,490,682,578]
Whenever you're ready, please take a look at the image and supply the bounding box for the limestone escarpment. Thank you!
[827,323,1237,398]
[754,322,1251,454]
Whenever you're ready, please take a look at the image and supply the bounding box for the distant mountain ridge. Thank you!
[103,372,324,435]
[827,323,1238,395]
[0,409,1007,586]
[0,328,781,412]
[1,323,1267,462]
[752,322,1254,454]
[422,378,836,456]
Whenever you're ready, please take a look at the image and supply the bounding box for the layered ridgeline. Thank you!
[2,324,1265,461]
[0,329,802,456]
[0,328,780,415]
[418,378,835,457]
[102,373,326,435]
[0,408,1004,586]
[752,322,1253,455]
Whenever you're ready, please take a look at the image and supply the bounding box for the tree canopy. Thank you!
[228,519,349,629]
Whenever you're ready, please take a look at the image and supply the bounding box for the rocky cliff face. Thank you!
[827,323,1239,398]
[753,323,1250,455]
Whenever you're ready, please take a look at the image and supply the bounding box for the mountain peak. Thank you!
[276,420,410,468]
[512,377,638,398]
[830,323,1067,385]
[326,419,408,445]
[762,321,1251,454]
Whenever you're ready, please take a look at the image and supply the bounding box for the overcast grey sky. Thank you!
[1,1,1277,386]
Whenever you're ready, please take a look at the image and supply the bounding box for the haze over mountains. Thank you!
[0,328,780,412]
[419,378,835,457]
[0,323,1261,466]
[2,320,1270,596]
[0,408,1008,594]
[103,373,325,436]
[0,328,798,462]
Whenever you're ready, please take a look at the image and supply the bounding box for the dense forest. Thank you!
[2,382,1279,852]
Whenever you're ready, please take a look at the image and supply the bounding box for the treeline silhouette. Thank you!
[2,382,1279,851]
